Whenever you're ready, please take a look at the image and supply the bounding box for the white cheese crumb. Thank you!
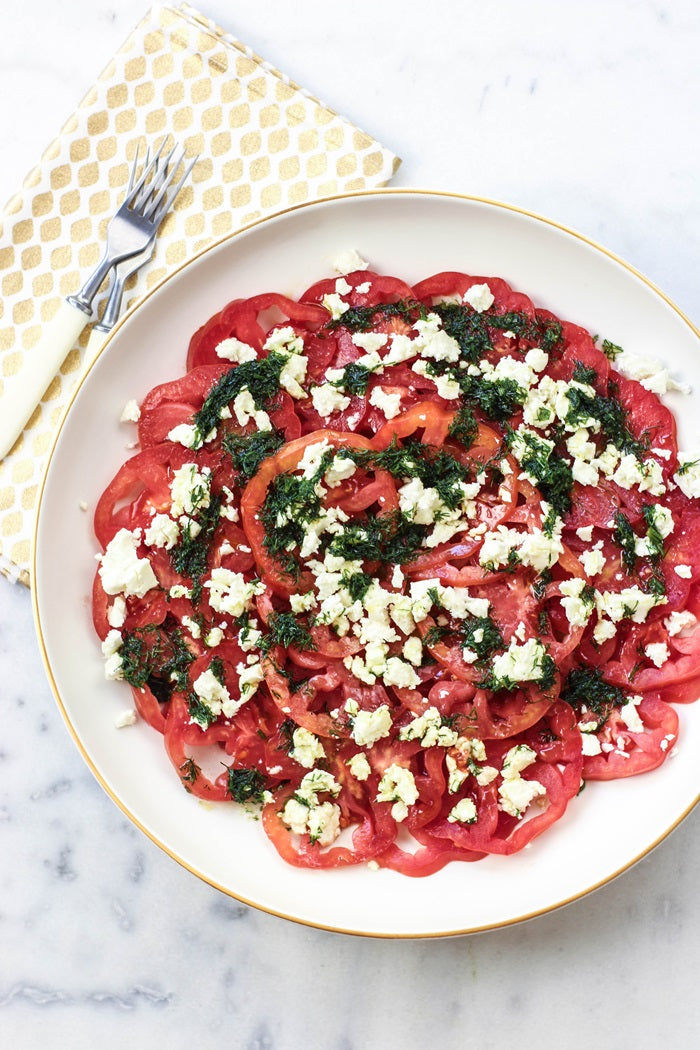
[347,752,371,781]
[311,383,351,418]
[369,385,402,419]
[322,291,349,319]
[144,513,179,550]
[376,764,419,822]
[120,399,141,423]
[644,641,670,668]
[333,248,369,274]
[214,336,258,363]
[290,727,326,769]
[664,610,696,637]
[114,709,137,729]
[99,529,158,598]
[463,283,495,313]
[447,798,478,824]
[348,703,392,747]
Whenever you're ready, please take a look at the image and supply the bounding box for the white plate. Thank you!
[33,190,700,937]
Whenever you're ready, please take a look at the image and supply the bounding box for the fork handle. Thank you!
[0,299,90,461]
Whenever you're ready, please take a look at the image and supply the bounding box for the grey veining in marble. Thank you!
[1,2,699,1048]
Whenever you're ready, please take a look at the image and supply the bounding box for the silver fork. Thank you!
[68,140,195,317]
[0,141,197,461]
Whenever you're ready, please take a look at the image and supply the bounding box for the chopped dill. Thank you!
[448,405,478,450]
[193,353,287,439]
[222,427,285,482]
[327,510,429,564]
[563,382,647,457]
[461,615,504,664]
[226,767,269,805]
[612,510,638,574]
[332,361,373,395]
[326,298,426,333]
[601,338,623,361]
[169,493,223,601]
[179,758,200,785]
[561,666,627,722]
[260,612,315,653]
[119,622,193,695]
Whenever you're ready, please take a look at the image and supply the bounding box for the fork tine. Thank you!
[158,153,201,221]
[153,155,198,223]
[126,143,150,196]
[125,138,169,211]
[142,146,188,221]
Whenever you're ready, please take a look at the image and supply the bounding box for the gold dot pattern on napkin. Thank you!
[0,3,400,586]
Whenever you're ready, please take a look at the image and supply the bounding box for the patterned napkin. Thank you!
[0,2,400,586]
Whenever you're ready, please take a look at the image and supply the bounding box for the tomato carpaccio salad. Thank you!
[93,263,700,876]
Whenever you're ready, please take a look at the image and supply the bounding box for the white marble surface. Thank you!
[1,1,699,1046]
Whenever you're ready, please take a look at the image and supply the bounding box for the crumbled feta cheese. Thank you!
[311,383,351,418]
[576,525,594,542]
[579,544,606,577]
[99,528,158,598]
[347,752,371,781]
[402,635,423,666]
[324,454,357,487]
[333,248,369,274]
[107,596,127,629]
[281,772,342,845]
[581,733,602,757]
[214,336,258,363]
[120,399,141,423]
[144,513,180,550]
[559,577,595,627]
[232,388,272,431]
[674,564,692,579]
[322,291,349,319]
[101,629,123,679]
[205,568,264,617]
[664,610,696,637]
[278,352,308,399]
[593,617,617,644]
[114,709,137,728]
[204,626,224,647]
[490,638,551,686]
[614,349,690,396]
[169,584,193,600]
[447,798,478,824]
[170,463,211,518]
[181,615,201,639]
[674,454,700,498]
[644,641,670,668]
[619,697,645,733]
[290,591,318,614]
[167,422,202,449]
[399,707,458,748]
[595,585,666,623]
[350,331,389,354]
[290,727,326,768]
[412,314,461,362]
[376,764,419,822]
[237,659,264,699]
[348,702,392,747]
[463,283,495,313]
[498,744,546,817]
[369,385,402,418]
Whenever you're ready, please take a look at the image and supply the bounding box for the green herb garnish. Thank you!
[222,427,285,481]
[226,767,269,805]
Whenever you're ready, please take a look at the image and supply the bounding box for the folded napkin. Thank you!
[0,2,400,586]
